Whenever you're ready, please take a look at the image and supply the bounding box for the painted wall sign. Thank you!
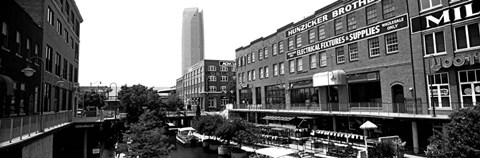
[219,61,235,67]
[286,0,378,37]
[287,14,408,60]
[411,1,480,33]
[430,52,480,71]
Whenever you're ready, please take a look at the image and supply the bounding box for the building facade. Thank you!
[177,59,236,111]
[0,0,83,157]
[231,0,476,154]
[182,8,205,75]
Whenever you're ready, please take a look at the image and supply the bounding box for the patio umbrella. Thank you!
[359,120,377,129]
[360,120,377,158]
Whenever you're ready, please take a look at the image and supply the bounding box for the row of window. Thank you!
[182,85,229,95]
[237,0,397,68]
[45,45,78,82]
[420,0,465,12]
[48,1,80,36]
[425,22,480,56]
[1,22,40,61]
[47,7,80,60]
[208,65,232,72]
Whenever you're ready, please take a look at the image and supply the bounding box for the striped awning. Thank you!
[262,116,295,121]
[310,129,365,140]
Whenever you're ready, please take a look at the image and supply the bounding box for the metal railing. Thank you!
[231,102,465,117]
[0,111,72,143]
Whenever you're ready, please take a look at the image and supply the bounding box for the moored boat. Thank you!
[176,127,197,146]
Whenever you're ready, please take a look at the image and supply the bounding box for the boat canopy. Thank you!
[178,127,195,131]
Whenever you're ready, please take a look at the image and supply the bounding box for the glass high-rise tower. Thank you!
[182,8,204,75]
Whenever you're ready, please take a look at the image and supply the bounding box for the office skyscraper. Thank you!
[182,8,204,75]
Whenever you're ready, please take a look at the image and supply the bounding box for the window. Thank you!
[247,54,251,64]
[297,58,303,71]
[272,43,278,56]
[368,37,380,57]
[252,70,256,80]
[55,53,61,76]
[260,67,264,79]
[428,73,450,108]
[336,47,345,64]
[265,66,269,78]
[289,60,295,73]
[2,22,8,48]
[347,14,357,31]
[56,20,62,35]
[34,44,39,64]
[274,64,278,76]
[47,7,54,26]
[63,59,68,79]
[349,43,359,61]
[458,69,480,108]
[221,76,228,82]
[26,38,31,58]
[425,31,446,55]
[242,72,246,82]
[296,34,302,48]
[280,62,285,75]
[383,0,395,19]
[208,76,216,81]
[366,5,378,24]
[310,54,317,69]
[455,23,480,50]
[221,86,227,92]
[208,66,216,71]
[288,38,294,50]
[46,46,53,72]
[65,30,69,43]
[265,85,286,105]
[318,24,326,40]
[279,41,284,54]
[221,66,228,71]
[248,71,251,81]
[209,86,216,92]
[264,47,268,59]
[308,29,316,43]
[420,0,442,11]
[320,52,327,67]
[335,18,343,35]
[15,31,21,56]
[252,52,255,62]
[385,32,398,54]
[259,49,263,60]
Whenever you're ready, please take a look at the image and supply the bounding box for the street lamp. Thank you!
[22,56,45,132]
[90,81,102,92]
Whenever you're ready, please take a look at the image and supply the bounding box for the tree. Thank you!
[193,114,224,137]
[232,119,261,148]
[118,84,164,123]
[117,109,173,158]
[80,91,106,109]
[425,106,480,158]
[164,94,184,111]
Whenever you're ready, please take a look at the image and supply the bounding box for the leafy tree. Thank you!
[425,106,480,158]
[80,91,106,109]
[118,84,164,123]
[164,94,184,111]
[232,119,261,148]
[117,109,173,158]
[193,114,224,137]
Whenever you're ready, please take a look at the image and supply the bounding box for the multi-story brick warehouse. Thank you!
[231,0,479,154]
[177,59,236,111]
[1,0,83,157]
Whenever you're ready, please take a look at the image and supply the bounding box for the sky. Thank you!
[75,0,336,88]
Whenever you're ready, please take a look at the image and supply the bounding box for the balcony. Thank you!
[0,111,73,145]
[231,102,451,119]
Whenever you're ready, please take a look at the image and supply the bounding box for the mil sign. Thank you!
[411,1,480,33]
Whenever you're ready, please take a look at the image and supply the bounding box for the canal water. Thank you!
[167,135,220,158]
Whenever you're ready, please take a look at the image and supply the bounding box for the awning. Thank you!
[262,116,295,121]
[313,70,347,87]
[0,75,14,96]
[297,116,317,120]
[255,147,296,158]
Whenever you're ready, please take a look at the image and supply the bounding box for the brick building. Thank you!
[230,0,478,154]
[177,59,236,111]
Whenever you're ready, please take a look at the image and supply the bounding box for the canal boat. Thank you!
[176,127,197,146]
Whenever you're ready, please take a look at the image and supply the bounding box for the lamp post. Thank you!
[109,82,118,119]
[21,56,45,132]
[90,81,102,92]
[428,56,437,117]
